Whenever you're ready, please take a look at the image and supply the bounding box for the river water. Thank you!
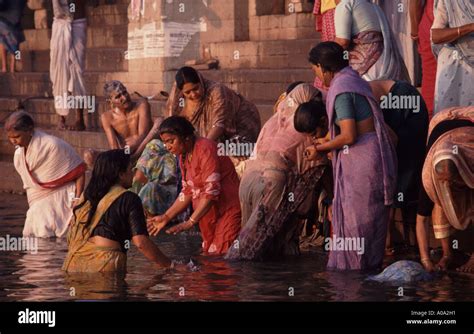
[0,193,472,302]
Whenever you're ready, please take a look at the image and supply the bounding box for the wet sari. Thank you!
[421,107,474,239]
[326,67,397,270]
[62,186,127,273]
[226,84,329,260]
[180,137,241,254]
[131,139,179,216]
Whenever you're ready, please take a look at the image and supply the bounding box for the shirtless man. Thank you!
[84,81,152,168]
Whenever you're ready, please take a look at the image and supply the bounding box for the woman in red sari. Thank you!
[147,116,241,255]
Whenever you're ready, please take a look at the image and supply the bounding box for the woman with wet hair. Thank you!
[5,111,86,237]
[63,149,171,272]
[147,116,241,255]
[307,42,397,270]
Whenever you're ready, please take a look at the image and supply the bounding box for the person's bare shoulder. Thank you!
[100,109,113,125]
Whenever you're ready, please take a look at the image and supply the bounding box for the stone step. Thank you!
[208,38,319,69]
[0,69,314,105]
[0,97,274,161]
[0,97,165,130]
[0,96,275,131]
[21,24,128,51]
[0,72,128,98]
[249,13,317,41]
[202,69,314,102]
[17,48,128,72]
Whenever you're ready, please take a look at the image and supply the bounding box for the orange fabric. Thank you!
[34,162,86,189]
[180,138,241,254]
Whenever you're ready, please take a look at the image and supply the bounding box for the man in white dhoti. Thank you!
[6,111,86,238]
[50,0,88,131]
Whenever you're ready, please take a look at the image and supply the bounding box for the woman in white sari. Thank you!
[6,111,86,237]
[334,0,409,81]
[431,0,474,114]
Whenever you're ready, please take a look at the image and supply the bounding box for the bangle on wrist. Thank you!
[163,213,171,221]
[189,216,198,225]
[421,258,431,263]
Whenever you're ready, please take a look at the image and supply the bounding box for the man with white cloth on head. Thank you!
[50,0,88,131]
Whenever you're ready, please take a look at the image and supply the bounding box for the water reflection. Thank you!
[64,272,128,300]
[0,194,473,302]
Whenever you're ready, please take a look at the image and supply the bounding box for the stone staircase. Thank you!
[0,2,320,193]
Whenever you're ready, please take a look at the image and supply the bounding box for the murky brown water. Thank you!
[0,192,472,302]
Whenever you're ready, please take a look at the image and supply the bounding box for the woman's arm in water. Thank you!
[132,235,171,268]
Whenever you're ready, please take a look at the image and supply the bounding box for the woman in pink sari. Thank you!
[226,84,330,260]
[6,111,86,237]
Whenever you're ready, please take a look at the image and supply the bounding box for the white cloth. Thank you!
[13,130,83,237]
[50,17,87,116]
[362,3,409,82]
[432,0,474,114]
[371,0,422,86]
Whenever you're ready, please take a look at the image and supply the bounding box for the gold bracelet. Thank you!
[189,217,198,225]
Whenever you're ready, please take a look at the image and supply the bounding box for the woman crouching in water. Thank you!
[63,149,171,272]
[147,116,241,255]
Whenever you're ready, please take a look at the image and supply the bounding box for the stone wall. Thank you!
[126,0,251,93]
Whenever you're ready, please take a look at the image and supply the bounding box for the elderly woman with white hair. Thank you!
[5,111,86,237]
